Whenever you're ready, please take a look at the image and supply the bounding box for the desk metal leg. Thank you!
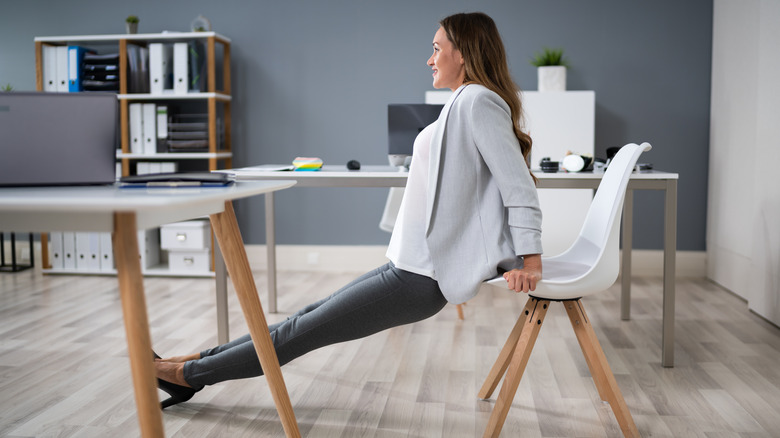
[214,239,229,344]
[662,180,677,367]
[210,201,300,437]
[113,213,164,438]
[621,189,634,321]
[265,192,277,313]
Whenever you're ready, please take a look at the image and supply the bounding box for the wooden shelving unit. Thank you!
[34,32,231,277]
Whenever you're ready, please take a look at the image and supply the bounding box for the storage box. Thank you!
[168,249,210,272]
[160,220,210,250]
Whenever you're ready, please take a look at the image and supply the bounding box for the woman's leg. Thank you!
[190,263,398,361]
[183,262,446,387]
[156,264,400,387]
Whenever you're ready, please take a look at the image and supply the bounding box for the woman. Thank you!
[155,11,543,409]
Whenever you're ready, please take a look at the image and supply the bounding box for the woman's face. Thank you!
[427,27,465,91]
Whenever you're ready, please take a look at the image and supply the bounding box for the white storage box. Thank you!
[168,249,211,272]
[160,220,211,251]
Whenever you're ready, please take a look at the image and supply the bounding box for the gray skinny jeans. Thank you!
[183,262,447,388]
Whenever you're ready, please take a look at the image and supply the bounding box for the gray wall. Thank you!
[0,0,712,251]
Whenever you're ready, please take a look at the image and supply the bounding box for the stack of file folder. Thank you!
[166,113,218,152]
[82,53,120,92]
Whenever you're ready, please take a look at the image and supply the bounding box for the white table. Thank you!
[222,165,679,367]
[0,182,301,438]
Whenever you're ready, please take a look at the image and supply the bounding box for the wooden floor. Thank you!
[2,267,780,437]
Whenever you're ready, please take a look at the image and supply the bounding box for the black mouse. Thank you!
[347,160,361,170]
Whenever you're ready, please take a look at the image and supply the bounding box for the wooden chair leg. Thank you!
[483,299,550,438]
[210,201,301,438]
[564,300,640,438]
[478,297,537,399]
[456,302,468,320]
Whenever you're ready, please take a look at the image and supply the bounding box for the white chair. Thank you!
[478,142,650,438]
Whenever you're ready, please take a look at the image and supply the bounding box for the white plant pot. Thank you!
[538,66,567,92]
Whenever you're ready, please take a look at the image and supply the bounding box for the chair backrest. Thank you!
[580,142,651,249]
[541,143,651,295]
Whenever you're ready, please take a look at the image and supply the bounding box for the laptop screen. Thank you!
[0,92,118,187]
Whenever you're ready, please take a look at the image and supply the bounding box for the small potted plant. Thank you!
[530,47,568,92]
[1,83,13,92]
[126,15,139,34]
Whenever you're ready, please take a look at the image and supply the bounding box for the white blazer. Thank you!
[425,84,543,304]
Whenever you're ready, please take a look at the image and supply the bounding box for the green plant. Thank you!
[1,83,13,92]
[126,15,139,24]
[530,47,568,67]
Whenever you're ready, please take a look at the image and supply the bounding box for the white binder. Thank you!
[129,103,143,154]
[149,43,172,94]
[160,162,177,173]
[42,46,58,92]
[49,231,64,269]
[99,232,114,271]
[173,42,189,94]
[55,46,69,92]
[88,233,102,270]
[62,232,76,269]
[156,105,168,143]
[142,103,157,155]
[75,232,100,271]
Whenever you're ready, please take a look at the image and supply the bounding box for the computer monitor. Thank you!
[0,92,118,187]
[387,103,443,166]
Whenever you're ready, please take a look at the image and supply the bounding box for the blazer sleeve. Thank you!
[468,90,543,256]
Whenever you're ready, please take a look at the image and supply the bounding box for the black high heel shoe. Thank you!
[153,351,199,409]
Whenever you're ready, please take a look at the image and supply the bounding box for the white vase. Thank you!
[537,66,566,92]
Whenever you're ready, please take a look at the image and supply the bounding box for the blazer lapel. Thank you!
[426,84,468,235]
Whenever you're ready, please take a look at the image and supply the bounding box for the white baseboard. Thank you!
[244,244,707,277]
[3,241,705,278]
[244,244,391,273]
[628,249,706,277]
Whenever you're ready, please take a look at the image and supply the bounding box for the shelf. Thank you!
[35,31,230,44]
[117,151,232,160]
[36,30,231,279]
[118,92,231,101]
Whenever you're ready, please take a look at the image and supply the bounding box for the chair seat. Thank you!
[485,258,594,300]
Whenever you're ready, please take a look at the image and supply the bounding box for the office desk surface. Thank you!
[0,181,296,232]
[221,165,677,188]
[219,165,408,187]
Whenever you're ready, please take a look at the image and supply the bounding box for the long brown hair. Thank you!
[439,12,535,181]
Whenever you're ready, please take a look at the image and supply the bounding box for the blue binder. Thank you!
[67,46,95,92]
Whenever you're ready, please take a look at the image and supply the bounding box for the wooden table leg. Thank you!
[210,201,301,438]
[113,213,164,438]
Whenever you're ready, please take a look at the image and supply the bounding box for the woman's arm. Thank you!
[502,254,542,293]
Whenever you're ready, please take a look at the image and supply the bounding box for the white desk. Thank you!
[223,165,679,367]
[0,182,301,438]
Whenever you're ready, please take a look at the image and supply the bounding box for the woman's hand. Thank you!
[503,254,542,293]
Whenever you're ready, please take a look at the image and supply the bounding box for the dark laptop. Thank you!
[0,92,118,186]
